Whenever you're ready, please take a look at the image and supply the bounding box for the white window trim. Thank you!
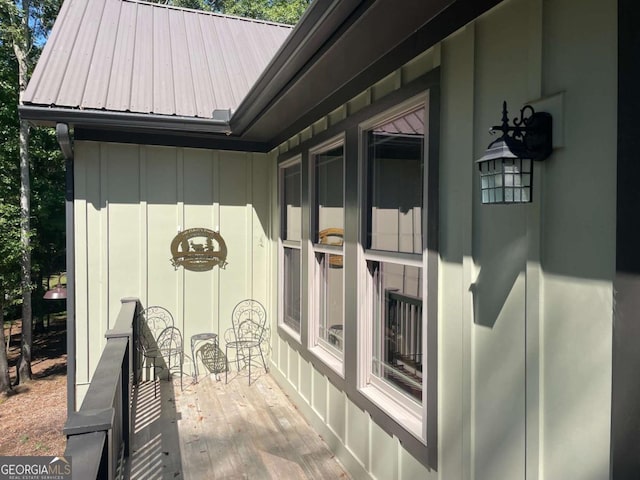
[308,135,346,376]
[360,385,423,440]
[357,92,431,444]
[364,249,422,267]
[280,243,302,340]
[279,156,302,342]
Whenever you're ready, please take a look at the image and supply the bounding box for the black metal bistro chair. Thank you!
[137,306,174,397]
[224,299,268,385]
[156,326,184,393]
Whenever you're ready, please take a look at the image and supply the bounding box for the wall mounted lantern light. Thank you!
[477,101,552,204]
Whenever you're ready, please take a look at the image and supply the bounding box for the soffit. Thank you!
[239,0,503,147]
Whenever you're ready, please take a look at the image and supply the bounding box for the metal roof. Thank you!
[23,0,293,119]
[374,108,425,136]
[22,0,501,153]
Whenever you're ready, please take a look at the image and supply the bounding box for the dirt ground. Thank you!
[0,315,67,457]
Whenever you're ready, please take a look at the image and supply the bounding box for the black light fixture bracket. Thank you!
[490,101,552,161]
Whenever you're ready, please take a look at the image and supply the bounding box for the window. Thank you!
[309,140,345,370]
[280,159,302,335]
[276,81,438,448]
[366,106,424,254]
[359,96,430,439]
[370,261,423,401]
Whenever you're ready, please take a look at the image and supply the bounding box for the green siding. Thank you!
[71,0,617,477]
[270,0,616,478]
[74,143,273,404]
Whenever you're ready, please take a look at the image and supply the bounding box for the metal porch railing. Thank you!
[384,288,423,400]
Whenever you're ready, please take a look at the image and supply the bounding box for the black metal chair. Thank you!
[137,306,174,397]
[156,326,184,393]
[224,299,268,385]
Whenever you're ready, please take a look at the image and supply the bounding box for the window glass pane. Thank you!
[367,107,424,253]
[315,145,344,242]
[316,252,344,352]
[283,163,301,242]
[371,261,423,403]
[283,247,301,332]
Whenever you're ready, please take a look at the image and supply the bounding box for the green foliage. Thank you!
[217,0,311,24]
[147,0,210,9]
[147,0,311,24]
[0,21,21,300]
[0,0,61,43]
[0,0,64,313]
[30,127,65,285]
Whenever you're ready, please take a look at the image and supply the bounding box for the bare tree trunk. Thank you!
[17,117,32,384]
[0,288,12,393]
[6,320,12,355]
[15,0,32,384]
[34,272,43,333]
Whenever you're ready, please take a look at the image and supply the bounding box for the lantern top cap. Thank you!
[476,136,525,164]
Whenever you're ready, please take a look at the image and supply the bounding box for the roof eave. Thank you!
[229,0,363,136]
[233,0,505,148]
[19,105,232,135]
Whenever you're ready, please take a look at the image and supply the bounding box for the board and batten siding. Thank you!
[270,0,616,479]
[73,142,274,404]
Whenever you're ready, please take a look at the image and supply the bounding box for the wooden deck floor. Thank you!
[127,370,351,480]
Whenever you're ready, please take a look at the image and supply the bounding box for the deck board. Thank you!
[128,372,350,479]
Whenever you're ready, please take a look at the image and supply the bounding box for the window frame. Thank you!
[357,93,432,443]
[274,70,440,463]
[308,135,346,376]
[278,156,303,341]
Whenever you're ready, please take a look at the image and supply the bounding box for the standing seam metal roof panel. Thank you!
[82,0,122,109]
[130,2,154,113]
[215,19,248,107]
[169,10,196,117]
[183,12,214,118]
[375,109,425,136]
[153,7,175,116]
[55,1,103,107]
[238,21,265,89]
[23,0,293,118]
[200,15,234,111]
[27,0,89,106]
[105,0,137,111]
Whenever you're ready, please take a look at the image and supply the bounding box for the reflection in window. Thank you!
[284,163,301,242]
[371,261,423,402]
[281,161,302,334]
[316,251,344,352]
[315,145,344,240]
[363,102,427,409]
[313,143,344,357]
[367,107,424,253]
[283,247,301,332]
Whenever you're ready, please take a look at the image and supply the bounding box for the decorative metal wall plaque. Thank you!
[170,228,228,271]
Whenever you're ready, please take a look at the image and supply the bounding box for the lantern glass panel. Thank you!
[478,156,533,204]
[505,187,513,202]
